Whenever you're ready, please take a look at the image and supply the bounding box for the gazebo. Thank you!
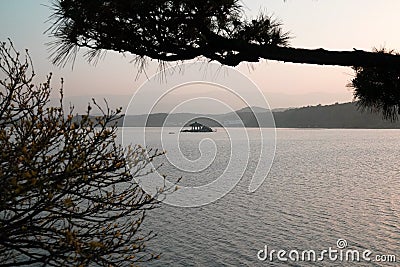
[181,121,213,132]
[189,121,203,131]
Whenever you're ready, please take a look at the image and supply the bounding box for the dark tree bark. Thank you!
[234,45,400,68]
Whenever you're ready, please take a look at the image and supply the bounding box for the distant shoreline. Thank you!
[77,102,400,129]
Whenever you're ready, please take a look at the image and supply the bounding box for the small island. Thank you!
[181,121,214,132]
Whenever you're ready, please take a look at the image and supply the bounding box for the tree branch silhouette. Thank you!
[47,0,400,119]
[0,40,173,266]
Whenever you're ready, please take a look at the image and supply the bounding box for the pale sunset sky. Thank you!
[1,0,400,112]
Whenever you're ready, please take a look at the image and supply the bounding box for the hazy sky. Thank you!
[1,0,400,111]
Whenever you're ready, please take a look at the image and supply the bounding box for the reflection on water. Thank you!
[120,128,400,266]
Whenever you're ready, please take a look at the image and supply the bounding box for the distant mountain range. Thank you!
[56,91,352,115]
[120,106,274,128]
[80,102,400,129]
[273,102,400,128]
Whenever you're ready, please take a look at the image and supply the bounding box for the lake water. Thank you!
[120,128,399,266]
